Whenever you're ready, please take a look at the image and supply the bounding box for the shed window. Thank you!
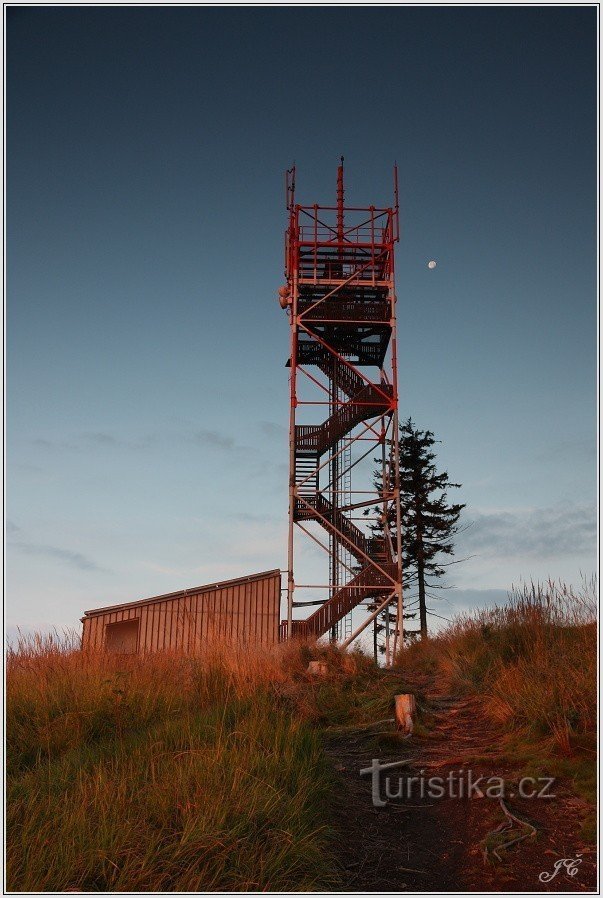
[105,618,139,654]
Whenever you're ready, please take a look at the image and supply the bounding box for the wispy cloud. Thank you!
[228,511,280,524]
[188,429,237,451]
[81,431,118,446]
[410,587,510,633]
[31,428,252,455]
[439,587,509,612]
[258,421,287,439]
[9,541,107,572]
[458,502,596,559]
[33,437,75,451]
[185,429,261,457]
[141,561,188,577]
[9,462,45,473]
[534,438,596,464]
[32,432,159,452]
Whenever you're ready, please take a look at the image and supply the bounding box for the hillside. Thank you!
[6,580,596,892]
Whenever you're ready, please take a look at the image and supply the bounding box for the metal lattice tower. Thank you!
[279,161,403,663]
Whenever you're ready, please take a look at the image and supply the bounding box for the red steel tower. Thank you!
[279,161,403,663]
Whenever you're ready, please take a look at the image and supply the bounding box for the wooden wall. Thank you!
[81,570,281,653]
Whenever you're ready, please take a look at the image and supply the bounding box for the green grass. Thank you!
[9,702,335,891]
[6,637,348,892]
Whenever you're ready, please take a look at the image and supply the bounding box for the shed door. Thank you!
[105,618,139,653]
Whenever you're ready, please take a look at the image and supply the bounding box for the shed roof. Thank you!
[81,569,281,618]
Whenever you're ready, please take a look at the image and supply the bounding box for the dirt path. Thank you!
[324,674,596,892]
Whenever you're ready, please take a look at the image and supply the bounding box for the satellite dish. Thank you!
[427,260,437,270]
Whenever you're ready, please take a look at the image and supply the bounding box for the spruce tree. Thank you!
[366,418,465,643]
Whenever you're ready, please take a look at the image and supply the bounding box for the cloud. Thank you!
[402,587,511,634]
[535,438,596,464]
[457,502,596,559]
[228,511,280,524]
[437,587,509,613]
[32,432,159,452]
[31,428,261,456]
[188,429,237,451]
[9,541,107,572]
[141,561,187,577]
[258,421,287,439]
[10,463,45,474]
[33,437,73,450]
[186,429,260,457]
[6,520,21,534]
[81,431,118,446]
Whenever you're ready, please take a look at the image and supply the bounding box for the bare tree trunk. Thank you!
[371,617,377,664]
[418,558,427,638]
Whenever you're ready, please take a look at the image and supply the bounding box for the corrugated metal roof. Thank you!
[82,569,281,618]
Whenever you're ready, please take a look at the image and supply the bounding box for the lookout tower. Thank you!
[279,161,403,662]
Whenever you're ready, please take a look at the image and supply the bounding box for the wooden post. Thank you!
[395,694,416,734]
[307,660,328,676]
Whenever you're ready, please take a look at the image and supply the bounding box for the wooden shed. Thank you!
[81,569,282,654]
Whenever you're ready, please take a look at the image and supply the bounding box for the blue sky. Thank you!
[7,7,596,635]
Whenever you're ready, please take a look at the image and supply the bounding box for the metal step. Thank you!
[290,561,397,639]
[295,383,393,456]
[294,453,319,496]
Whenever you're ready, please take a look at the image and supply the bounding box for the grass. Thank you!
[6,636,347,892]
[7,578,597,888]
[6,634,395,892]
[399,578,597,838]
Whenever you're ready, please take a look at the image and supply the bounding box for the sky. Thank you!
[7,7,597,638]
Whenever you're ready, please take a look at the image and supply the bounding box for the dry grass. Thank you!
[402,579,596,747]
[6,635,348,892]
[400,579,597,835]
[6,633,390,892]
[10,578,595,889]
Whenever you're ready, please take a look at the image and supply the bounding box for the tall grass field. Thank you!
[400,579,597,836]
[6,639,348,891]
[6,579,597,890]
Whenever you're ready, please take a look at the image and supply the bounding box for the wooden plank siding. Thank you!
[81,570,281,654]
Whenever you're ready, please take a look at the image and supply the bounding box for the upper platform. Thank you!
[282,162,399,367]
[284,162,399,288]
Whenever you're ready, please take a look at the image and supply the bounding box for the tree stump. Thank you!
[395,694,416,734]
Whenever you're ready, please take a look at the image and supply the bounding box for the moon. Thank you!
[427,260,437,270]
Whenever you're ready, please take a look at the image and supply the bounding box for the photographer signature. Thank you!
[539,854,582,883]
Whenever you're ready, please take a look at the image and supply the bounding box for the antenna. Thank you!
[337,156,345,246]
[286,165,296,211]
[393,162,400,242]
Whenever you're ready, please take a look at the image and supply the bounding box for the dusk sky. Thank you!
[7,7,596,636]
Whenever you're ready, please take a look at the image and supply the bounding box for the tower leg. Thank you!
[286,272,299,639]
